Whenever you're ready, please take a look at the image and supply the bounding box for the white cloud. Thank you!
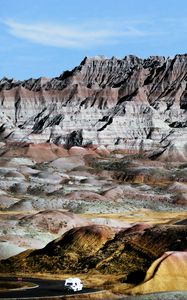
[4,19,146,49]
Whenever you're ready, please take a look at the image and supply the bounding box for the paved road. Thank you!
[0,277,98,299]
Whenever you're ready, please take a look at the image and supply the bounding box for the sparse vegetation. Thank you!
[0,280,37,291]
[1,224,186,287]
[0,146,187,298]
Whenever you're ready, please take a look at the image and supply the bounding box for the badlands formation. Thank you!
[0,54,187,161]
[0,55,187,299]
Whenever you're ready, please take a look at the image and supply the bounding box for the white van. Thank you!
[64,277,83,292]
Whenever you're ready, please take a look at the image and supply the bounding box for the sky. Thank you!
[1,0,187,80]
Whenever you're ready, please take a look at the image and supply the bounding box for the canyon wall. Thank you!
[1,54,187,161]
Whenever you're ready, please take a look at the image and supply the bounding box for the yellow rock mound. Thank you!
[130,251,187,294]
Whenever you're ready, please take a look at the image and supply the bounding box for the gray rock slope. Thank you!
[1,54,187,161]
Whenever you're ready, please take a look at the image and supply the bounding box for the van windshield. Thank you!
[66,282,73,286]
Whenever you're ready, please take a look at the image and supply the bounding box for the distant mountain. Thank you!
[1,54,187,161]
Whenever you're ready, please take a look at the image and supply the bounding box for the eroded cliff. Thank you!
[1,54,187,161]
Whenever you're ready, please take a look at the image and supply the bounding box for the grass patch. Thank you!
[81,210,187,225]
[0,280,37,291]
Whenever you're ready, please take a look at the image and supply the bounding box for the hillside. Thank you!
[1,224,187,285]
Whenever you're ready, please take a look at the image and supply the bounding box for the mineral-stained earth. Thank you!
[0,55,187,298]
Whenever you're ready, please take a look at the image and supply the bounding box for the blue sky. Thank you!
[1,0,187,80]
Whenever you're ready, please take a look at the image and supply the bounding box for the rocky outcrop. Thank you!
[128,251,187,294]
[0,207,91,260]
[1,54,187,161]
